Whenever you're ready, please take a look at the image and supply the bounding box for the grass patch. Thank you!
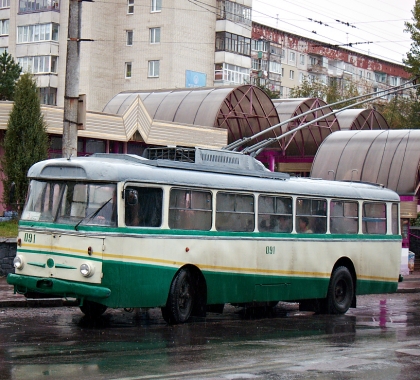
[0,219,18,238]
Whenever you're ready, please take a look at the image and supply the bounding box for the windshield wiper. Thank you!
[74,198,112,231]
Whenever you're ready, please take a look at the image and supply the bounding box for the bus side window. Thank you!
[168,188,212,230]
[125,187,163,227]
[362,202,386,234]
[258,195,292,233]
[216,192,254,232]
[391,203,399,235]
[330,200,358,234]
[296,197,327,234]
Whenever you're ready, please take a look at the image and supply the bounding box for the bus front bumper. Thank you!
[7,273,111,299]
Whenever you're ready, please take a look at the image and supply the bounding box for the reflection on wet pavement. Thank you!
[1,293,420,379]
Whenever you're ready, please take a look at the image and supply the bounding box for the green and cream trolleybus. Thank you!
[7,148,402,323]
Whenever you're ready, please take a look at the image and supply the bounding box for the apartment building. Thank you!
[250,22,410,98]
[4,0,251,112]
[1,2,409,113]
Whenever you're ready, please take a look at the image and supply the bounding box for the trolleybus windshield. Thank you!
[21,180,117,227]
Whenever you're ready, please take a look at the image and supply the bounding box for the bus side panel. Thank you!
[100,261,177,308]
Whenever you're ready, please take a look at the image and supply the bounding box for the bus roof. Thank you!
[28,151,400,202]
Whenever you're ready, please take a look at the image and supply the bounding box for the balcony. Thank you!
[19,0,59,14]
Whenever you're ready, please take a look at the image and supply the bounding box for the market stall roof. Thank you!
[335,109,389,131]
[102,85,279,146]
[311,129,420,195]
[270,98,339,157]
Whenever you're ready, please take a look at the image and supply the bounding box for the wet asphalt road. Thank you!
[1,293,420,380]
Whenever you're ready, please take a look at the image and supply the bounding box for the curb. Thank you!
[396,288,420,294]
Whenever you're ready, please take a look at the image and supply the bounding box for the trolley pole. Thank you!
[62,0,81,159]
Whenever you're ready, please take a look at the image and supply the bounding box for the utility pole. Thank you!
[62,0,81,159]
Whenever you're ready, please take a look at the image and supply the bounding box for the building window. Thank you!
[151,0,161,12]
[367,72,371,80]
[390,76,398,86]
[216,32,251,56]
[127,0,134,14]
[289,51,295,62]
[215,62,250,85]
[0,47,7,55]
[299,72,304,83]
[18,56,58,74]
[0,19,8,35]
[216,0,251,27]
[270,45,281,56]
[310,57,318,65]
[0,0,10,8]
[148,60,159,77]
[359,70,363,78]
[126,30,133,46]
[299,54,305,65]
[281,68,284,77]
[150,27,160,44]
[269,61,281,74]
[39,87,57,106]
[289,70,294,79]
[125,62,132,78]
[18,23,59,43]
[251,39,268,52]
[375,72,387,83]
[19,0,59,12]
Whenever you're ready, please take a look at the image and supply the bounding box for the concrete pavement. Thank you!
[1,273,420,308]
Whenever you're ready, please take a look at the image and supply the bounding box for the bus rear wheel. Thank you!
[162,268,194,324]
[80,300,107,319]
[326,266,354,314]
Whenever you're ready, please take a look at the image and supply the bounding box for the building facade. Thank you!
[0,2,410,112]
[6,0,252,112]
[250,23,411,99]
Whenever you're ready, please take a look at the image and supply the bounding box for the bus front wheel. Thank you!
[326,266,354,314]
[80,300,107,319]
[162,268,194,324]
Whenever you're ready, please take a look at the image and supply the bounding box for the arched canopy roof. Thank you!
[311,130,420,195]
[270,98,339,157]
[103,85,279,145]
[335,109,389,130]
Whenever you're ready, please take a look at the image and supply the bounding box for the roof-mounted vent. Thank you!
[142,146,289,180]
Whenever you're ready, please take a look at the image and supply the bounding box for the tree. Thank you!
[405,1,420,81]
[258,83,281,99]
[0,51,22,101]
[289,77,326,99]
[1,73,49,212]
[375,94,420,129]
[290,76,364,108]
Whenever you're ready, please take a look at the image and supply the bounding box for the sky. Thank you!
[252,0,415,64]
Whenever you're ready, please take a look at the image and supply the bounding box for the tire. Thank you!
[161,268,194,324]
[326,266,354,314]
[80,300,108,319]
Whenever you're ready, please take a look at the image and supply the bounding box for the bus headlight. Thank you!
[80,263,95,278]
[13,255,24,270]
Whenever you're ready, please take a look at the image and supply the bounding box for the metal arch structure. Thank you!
[269,98,340,157]
[311,129,420,196]
[335,109,390,131]
[214,85,280,144]
[102,85,279,147]
[253,98,340,173]
[310,129,420,223]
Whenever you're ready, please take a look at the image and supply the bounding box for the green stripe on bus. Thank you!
[18,220,401,240]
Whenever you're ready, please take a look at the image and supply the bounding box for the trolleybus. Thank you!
[7,148,402,323]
